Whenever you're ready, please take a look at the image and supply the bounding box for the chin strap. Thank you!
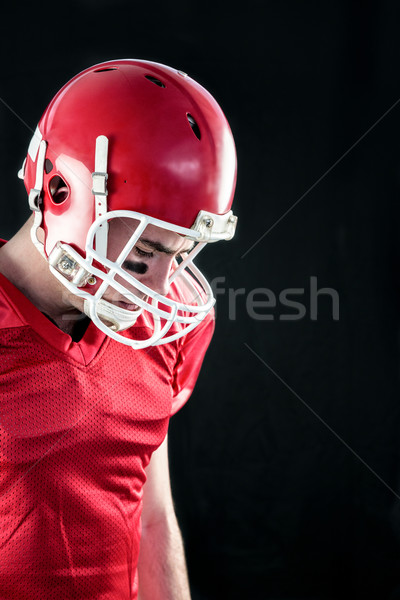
[28,134,110,260]
[92,135,109,256]
[83,298,141,332]
[28,139,47,258]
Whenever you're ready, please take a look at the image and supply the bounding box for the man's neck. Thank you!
[0,217,86,336]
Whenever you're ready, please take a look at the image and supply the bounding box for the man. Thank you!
[0,59,237,599]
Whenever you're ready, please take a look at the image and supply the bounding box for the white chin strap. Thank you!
[83,298,141,332]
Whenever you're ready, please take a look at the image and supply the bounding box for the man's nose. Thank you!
[143,260,171,297]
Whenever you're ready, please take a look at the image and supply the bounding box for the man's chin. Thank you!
[84,297,143,333]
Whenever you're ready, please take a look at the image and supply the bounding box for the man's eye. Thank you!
[134,247,153,258]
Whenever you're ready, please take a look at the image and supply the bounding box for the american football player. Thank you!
[0,59,237,600]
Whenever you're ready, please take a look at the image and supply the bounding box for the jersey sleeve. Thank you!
[170,309,215,415]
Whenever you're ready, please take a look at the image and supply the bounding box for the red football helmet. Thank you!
[19,59,237,348]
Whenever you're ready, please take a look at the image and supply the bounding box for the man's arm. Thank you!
[137,435,191,600]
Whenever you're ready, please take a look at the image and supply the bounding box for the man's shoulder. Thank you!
[0,239,26,330]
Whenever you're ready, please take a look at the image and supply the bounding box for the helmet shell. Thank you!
[23,59,237,257]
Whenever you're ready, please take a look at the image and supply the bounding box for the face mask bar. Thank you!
[48,211,216,349]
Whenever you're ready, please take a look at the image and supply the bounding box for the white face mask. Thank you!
[47,211,218,349]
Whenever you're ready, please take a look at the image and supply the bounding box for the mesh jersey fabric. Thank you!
[0,266,214,600]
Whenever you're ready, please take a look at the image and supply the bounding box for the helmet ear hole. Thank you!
[49,175,69,205]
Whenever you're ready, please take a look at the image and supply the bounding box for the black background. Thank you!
[1,1,400,598]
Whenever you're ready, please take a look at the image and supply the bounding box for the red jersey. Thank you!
[0,270,214,600]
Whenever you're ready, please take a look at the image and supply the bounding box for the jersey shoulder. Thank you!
[168,270,216,414]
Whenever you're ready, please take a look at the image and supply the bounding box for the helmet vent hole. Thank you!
[94,67,118,72]
[44,159,53,174]
[145,75,165,88]
[187,113,201,140]
[49,175,69,205]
